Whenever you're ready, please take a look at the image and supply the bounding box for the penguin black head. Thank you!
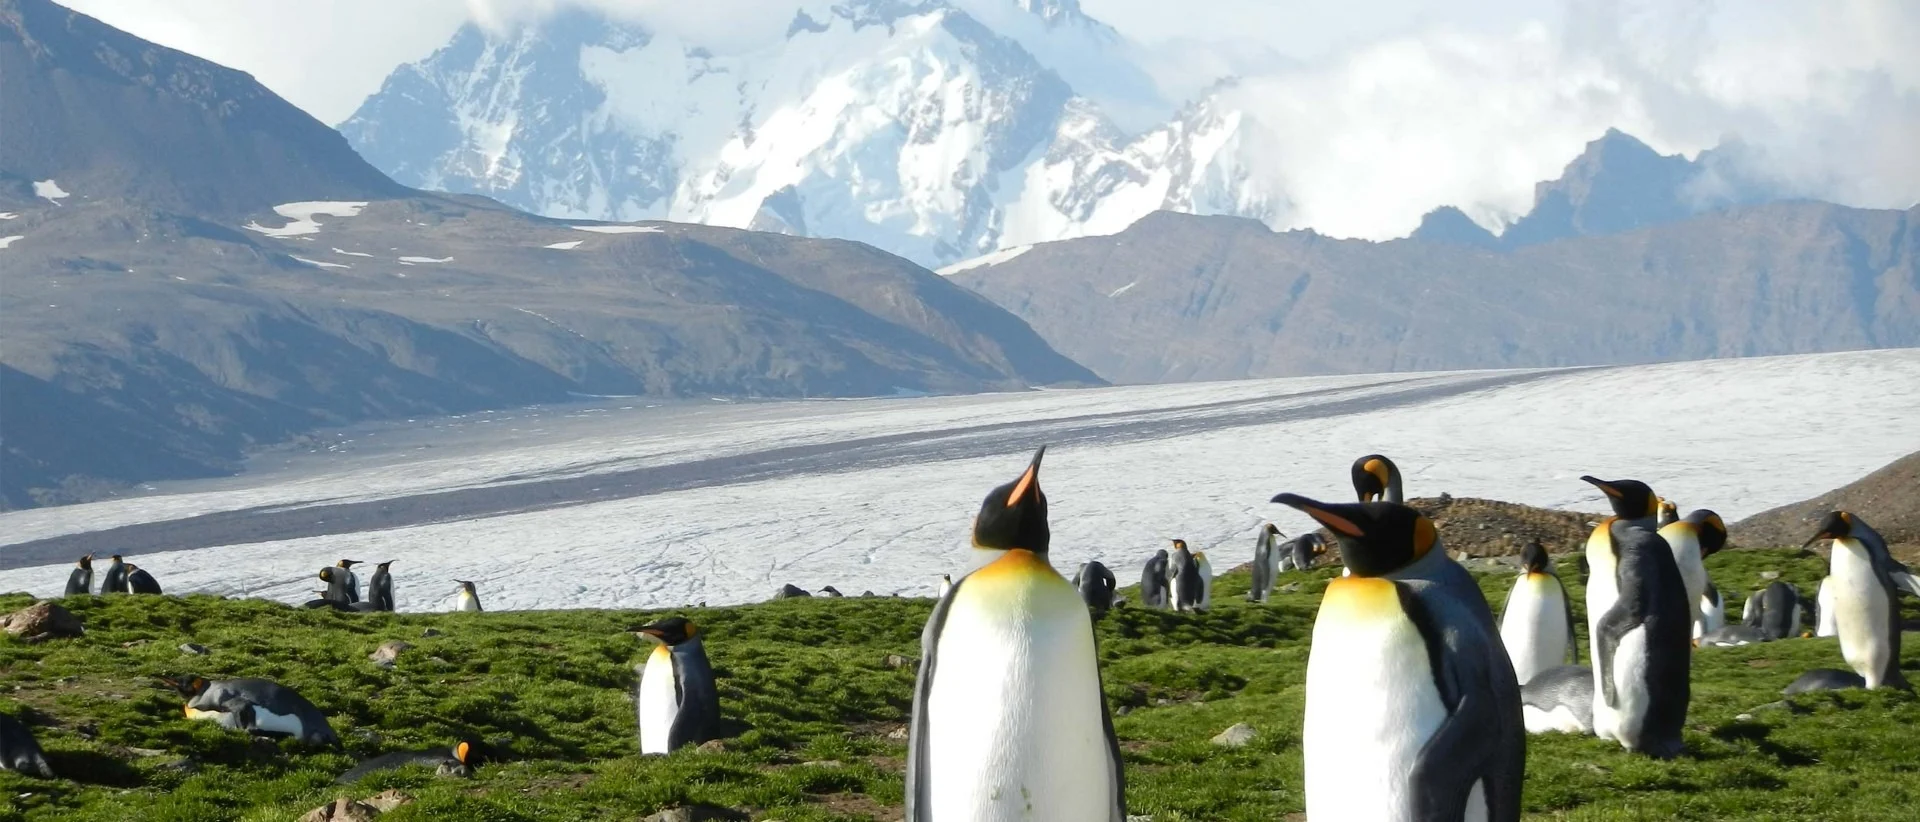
[1659,499,1678,518]
[971,447,1049,553]
[1308,534,1328,555]
[1684,509,1728,556]
[337,559,362,569]
[377,560,395,569]
[637,617,698,646]
[1264,523,1280,536]
[453,739,487,765]
[319,567,340,583]
[456,579,477,591]
[1171,538,1189,553]
[1271,494,1438,577]
[110,554,123,562]
[1802,511,1854,547]
[1580,476,1659,520]
[1351,454,1397,502]
[77,554,93,570]
[157,675,212,698]
[1520,541,1550,573]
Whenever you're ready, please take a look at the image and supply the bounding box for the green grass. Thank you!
[2,548,1915,821]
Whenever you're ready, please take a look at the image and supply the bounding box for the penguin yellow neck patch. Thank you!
[1317,576,1403,621]
[968,548,1061,584]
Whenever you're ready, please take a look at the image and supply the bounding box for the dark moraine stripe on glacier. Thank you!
[0,369,1568,568]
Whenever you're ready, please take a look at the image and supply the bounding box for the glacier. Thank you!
[2,349,1915,612]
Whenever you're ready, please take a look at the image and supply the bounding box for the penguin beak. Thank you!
[456,741,472,764]
[1006,446,1045,507]
[1579,475,1623,499]
[1270,493,1368,538]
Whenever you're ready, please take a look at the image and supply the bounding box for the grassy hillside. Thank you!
[2,548,1916,821]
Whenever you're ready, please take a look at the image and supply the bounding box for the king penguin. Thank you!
[1751,581,1802,641]
[1657,509,1727,639]
[455,580,483,612]
[1351,454,1404,503]
[1272,493,1522,822]
[100,554,128,595]
[338,740,479,783]
[161,675,339,745]
[124,564,163,595]
[1657,499,1679,527]
[65,554,95,596]
[1249,524,1281,602]
[1803,512,1910,689]
[1139,550,1170,609]
[368,561,396,612]
[1278,533,1327,574]
[1499,541,1578,685]
[906,446,1125,821]
[0,712,54,778]
[1169,539,1204,612]
[635,617,721,754]
[1579,476,1690,758]
[334,560,363,604]
[1700,583,1727,636]
[1194,551,1214,610]
[1076,560,1118,617]
[1519,665,1594,736]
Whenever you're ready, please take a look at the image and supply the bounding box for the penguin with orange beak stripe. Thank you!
[906,446,1126,821]
[1273,493,1522,822]
[1578,476,1690,758]
[1351,454,1404,503]
[1800,512,1910,690]
[337,739,482,783]
[634,617,720,754]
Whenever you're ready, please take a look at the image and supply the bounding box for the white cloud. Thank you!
[53,0,1920,238]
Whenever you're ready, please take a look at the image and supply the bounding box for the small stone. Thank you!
[125,746,167,757]
[369,640,413,668]
[1759,571,1781,580]
[119,640,148,648]
[642,806,750,822]
[1734,713,1755,722]
[1211,723,1256,748]
[1129,816,1154,822]
[157,757,200,774]
[696,739,728,754]
[179,643,209,656]
[883,654,916,670]
[362,790,413,812]
[887,726,910,741]
[1,602,84,640]
[800,760,843,768]
[420,628,441,638]
[296,798,378,822]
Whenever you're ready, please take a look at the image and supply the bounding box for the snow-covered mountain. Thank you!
[340,0,1272,267]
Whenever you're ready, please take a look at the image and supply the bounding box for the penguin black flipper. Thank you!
[1400,582,1525,822]
[1591,603,1638,708]
[1095,663,1128,821]
[904,575,961,821]
[665,642,721,750]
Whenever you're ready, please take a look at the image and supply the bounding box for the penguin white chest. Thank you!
[458,591,481,612]
[1830,541,1891,687]
[1815,577,1839,638]
[1304,577,1451,822]
[924,552,1114,821]
[249,704,307,737]
[1659,525,1709,630]
[1500,574,1569,685]
[639,645,680,754]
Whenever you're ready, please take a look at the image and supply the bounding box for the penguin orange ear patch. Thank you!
[456,741,471,763]
[1413,517,1437,557]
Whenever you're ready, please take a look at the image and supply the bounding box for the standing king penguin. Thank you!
[1139,550,1170,609]
[906,447,1125,821]
[100,555,128,595]
[1273,493,1522,822]
[1499,541,1578,685]
[1168,540,1204,612]
[65,554,94,596]
[635,617,721,754]
[1250,524,1282,602]
[1657,509,1728,638]
[455,580,483,612]
[1075,560,1118,617]
[334,560,363,604]
[1352,454,1405,503]
[368,561,396,612]
[1579,476,1690,758]
[1803,512,1910,689]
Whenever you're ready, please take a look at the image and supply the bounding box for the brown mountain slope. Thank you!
[949,206,1920,384]
[1733,451,1920,554]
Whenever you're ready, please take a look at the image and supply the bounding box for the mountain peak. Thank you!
[1410,206,1499,249]
[1,0,402,215]
[1014,0,1089,25]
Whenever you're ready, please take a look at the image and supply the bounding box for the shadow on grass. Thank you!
[43,750,144,787]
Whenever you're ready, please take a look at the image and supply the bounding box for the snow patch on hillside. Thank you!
[243,202,369,237]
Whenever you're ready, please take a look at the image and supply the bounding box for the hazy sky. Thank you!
[57,0,1920,238]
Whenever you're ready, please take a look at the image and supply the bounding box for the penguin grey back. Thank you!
[1139,550,1170,609]
[337,742,475,784]
[124,565,163,595]
[100,556,128,595]
[1593,521,1691,758]
[1249,528,1276,602]
[192,677,339,746]
[1078,560,1117,615]
[667,637,721,749]
[775,584,811,599]
[1755,581,1802,641]
[65,555,94,597]
[1520,664,1594,733]
[1,713,55,778]
[369,561,395,612]
[1783,668,1868,695]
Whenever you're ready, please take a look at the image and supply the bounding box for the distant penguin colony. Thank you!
[1272,492,1523,821]
[906,447,1126,820]
[21,441,1918,814]
[1579,476,1690,759]
[635,617,721,754]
